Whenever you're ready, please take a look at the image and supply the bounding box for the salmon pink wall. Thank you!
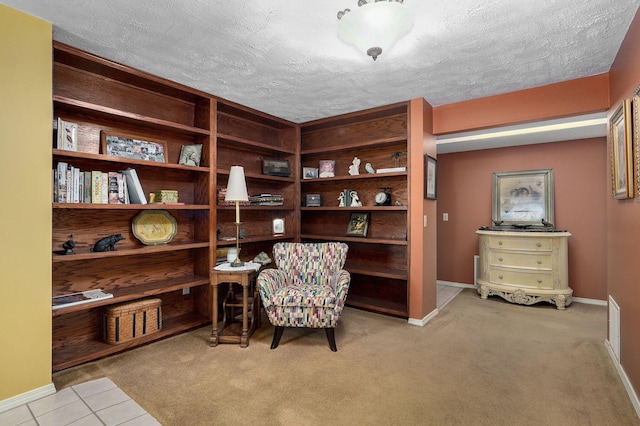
[607,5,640,405]
[437,138,607,300]
[433,74,609,134]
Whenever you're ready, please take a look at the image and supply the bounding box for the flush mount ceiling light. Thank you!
[337,0,415,61]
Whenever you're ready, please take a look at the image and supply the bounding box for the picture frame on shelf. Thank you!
[262,159,290,177]
[178,144,203,166]
[56,117,78,151]
[633,85,640,201]
[101,131,167,163]
[305,193,321,207]
[303,167,319,179]
[492,168,554,228]
[424,155,437,200]
[319,160,335,178]
[272,218,285,236]
[346,212,369,237]
[610,99,634,199]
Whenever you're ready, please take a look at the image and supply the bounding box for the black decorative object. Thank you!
[62,234,76,255]
[91,234,125,252]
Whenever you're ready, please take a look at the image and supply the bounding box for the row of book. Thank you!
[249,194,284,206]
[53,162,147,204]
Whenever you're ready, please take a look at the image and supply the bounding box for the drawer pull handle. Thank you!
[498,275,503,280]
[537,279,542,283]
[537,260,542,264]
[498,257,503,262]
[536,242,542,247]
[498,241,503,245]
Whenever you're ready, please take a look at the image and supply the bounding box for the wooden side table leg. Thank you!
[209,283,219,347]
[240,282,249,347]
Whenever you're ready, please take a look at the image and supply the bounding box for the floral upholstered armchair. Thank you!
[257,242,350,351]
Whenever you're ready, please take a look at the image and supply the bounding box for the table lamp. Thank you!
[225,165,249,267]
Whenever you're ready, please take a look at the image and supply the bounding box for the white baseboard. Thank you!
[605,339,640,419]
[0,382,56,414]
[408,308,439,327]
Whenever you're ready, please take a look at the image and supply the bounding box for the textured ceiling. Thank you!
[3,0,640,123]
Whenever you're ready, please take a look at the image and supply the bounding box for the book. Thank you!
[56,117,78,151]
[376,166,407,173]
[56,162,68,203]
[101,173,109,204]
[120,168,147,204]
[91,171,102,203]
[52,289,113,310]
[83,171,92,203]
[108,171,119,204]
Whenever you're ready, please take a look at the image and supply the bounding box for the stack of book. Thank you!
[217,188,251,206]
[249,194,284,206]
[53,163,147,204]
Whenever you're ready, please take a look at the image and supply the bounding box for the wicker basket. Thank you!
[103,298,162,345]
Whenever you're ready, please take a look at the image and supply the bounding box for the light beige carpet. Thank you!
[53,289,639,425]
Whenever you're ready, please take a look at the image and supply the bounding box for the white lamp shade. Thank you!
[338,1,414,58]
[225,166,249,202]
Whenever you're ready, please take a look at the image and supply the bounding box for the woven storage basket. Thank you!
[103,298,162,345]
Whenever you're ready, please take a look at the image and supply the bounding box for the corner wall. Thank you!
[607,4,640,406]
[0,5,53,403]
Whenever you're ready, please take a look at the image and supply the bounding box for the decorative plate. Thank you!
[132,210,177,245]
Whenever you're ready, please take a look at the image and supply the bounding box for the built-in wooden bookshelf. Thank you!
[300,103,417,318]
[51,42,215,371]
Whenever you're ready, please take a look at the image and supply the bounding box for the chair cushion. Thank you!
[270,285,337,308]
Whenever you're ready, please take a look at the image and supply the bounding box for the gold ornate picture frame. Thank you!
[610,99,634,199]
[634,85,640,201]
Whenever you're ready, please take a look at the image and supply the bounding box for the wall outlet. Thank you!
[424,215,427,227]
[443,213,449,221]
[182,287,190,295]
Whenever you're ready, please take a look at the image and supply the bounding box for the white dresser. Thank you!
[476,230,572,309]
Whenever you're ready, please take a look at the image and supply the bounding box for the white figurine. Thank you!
[350,190,362,207]
[338,192,346,207]
[348,157,361,175]
[365,162,375,174]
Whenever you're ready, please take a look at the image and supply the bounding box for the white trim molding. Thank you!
[605,339,640,419]
[408,308,439,327]
[0,383,56,414]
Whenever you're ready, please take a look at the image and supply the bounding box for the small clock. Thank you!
[375,188,392,206]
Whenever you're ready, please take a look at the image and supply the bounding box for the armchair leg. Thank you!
[270,326,285,349]
[325,328,337,352]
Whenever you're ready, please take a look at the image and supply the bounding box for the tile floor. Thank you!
[437,283,464,309]
[0,378,160,426]
[2,284,464,426]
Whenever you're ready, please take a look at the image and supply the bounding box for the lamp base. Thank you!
[230,257,245,268]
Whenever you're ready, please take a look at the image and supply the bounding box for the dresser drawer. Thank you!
[489,268,553,289]
[489,251,553,270]
[487,237,551,251]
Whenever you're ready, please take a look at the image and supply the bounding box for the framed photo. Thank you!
[262,159,290,177]
[611,99,634,199]
[492,169,554,228]
[425,155,437,200]
[272,218,285,236]
[305,193,321,207]
[56,117,78,151]
[179,144,203,166]
[319,160,335,178]
[101,131,167,163]
[346,212,369,237]
[633,85,640,201]
[303,167,319,179]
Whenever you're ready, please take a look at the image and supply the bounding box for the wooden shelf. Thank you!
[301,234,408,246]
[346,263,407,280]
[299,171,407,182]
[300,136,407,155]
[217,133,296,155]
[52,276,210,316]
[52,312,210,372]
[346,295,408,318]
[53,149,210,173]
[52,242,209,263]
[216,234,295,247]
[53,202,210,210]
[301,206,407,212]
[54,96,211,137]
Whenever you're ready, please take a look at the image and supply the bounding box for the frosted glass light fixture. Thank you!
[225,165,249,267]
[337,0,414,61]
